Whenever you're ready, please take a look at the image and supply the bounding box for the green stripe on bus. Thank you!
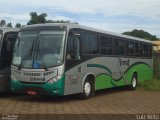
[95,63,153,90]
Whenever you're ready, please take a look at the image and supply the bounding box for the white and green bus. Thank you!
[11,23,153,99]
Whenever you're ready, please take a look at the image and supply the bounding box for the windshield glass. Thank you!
[0,33,2,41]
[12,30,66,69]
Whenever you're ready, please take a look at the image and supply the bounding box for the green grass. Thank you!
[137,76,160,91]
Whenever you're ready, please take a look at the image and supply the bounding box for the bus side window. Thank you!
[135,42,143,57]
[66,35,80,60]
[125,40,134,56]
[148,45,152,58]
[143,44,149,57]
[114,38,124,56]
[83,33,99,54]
[100,36,113,55]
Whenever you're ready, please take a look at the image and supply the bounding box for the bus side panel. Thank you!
[95,58,153,90]
[123,62,153,84]
[64,57,153,94]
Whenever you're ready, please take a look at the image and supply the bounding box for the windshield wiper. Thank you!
[13,37,20,53]
[18,39,35,70]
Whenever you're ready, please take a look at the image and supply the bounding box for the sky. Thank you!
[0,0,160,38]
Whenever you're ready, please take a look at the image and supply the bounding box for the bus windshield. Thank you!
[12,30,66,69]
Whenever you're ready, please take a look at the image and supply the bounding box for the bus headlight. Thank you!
[48,75,62,83]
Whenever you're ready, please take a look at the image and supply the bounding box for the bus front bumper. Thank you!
[11,75,65,96]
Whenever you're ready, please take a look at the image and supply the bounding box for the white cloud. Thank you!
[47,15,75,21]
[3,0,160,19]
[0,0,159,37]
[80,21,160,37]
[0,12,30,25]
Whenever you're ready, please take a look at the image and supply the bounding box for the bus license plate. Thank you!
[27,91,37,95]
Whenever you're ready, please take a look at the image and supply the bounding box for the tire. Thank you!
[129,74,137,90]
[79,79,94,100]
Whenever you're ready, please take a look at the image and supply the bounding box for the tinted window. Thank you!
[114,38,124,55]
[135,42,143,57]
[66,35,80,60]
[100,36,113,55]
[1,33,17,69]
[148,44,152,58]
[125,40,134,56]
[143,44,149,57]
[83,33,98,54]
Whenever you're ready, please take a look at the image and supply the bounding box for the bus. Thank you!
[0,27,18,92]
[11,23,153,99]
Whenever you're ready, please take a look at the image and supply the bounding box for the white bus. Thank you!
[0,27,18,92]
[11,23,152,99]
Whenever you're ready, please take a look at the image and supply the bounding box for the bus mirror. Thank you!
[69,31,80,36]
[73,33,80,36]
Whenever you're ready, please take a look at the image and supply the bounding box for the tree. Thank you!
[7,22,12,28]
[27,12,38,25]
[122,29,159,41]
[46,20,54,23]
[15,23,21,28]
[46,20,71,23]
[0,20,6,27]
[38,13,47,23]
[27,12,73,25]
[27,12,47,25]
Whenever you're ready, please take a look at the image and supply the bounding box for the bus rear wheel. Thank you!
[79,79,93,100]
[129,74,137,90]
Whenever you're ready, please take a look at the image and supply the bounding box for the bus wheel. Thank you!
[79,79,93,100]
[129,74,137,90]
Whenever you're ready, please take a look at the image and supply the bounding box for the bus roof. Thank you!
[0,27,19,33]
[21,23,152,44]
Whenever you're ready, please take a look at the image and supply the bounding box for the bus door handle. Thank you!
[78,66,81,73]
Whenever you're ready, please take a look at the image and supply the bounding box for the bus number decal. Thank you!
[30,77,45,82]
[69,76,79,85]
[119,59,130,66]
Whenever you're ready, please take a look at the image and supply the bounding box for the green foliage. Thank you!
[139,53,160,91]
[15,23,21,28]
[153,53,160,79]
[0,20,6,27]
[27,12,72,25]
[46,20,70,23]
[122,29,159,41]
[7,22,12,28]
[27,12,74,25]
[27,12,47,25]
[0,20,13,28]
[138,76,160,91]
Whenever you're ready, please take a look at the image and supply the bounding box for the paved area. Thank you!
[0,89,160,119]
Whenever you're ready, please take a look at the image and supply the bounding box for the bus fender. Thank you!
[81,73,95,93]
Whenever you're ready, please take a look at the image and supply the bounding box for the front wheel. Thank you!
[79,80,93,100]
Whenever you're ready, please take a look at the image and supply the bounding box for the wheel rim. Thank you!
[84,82,91,96]
[132,77,137,88]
